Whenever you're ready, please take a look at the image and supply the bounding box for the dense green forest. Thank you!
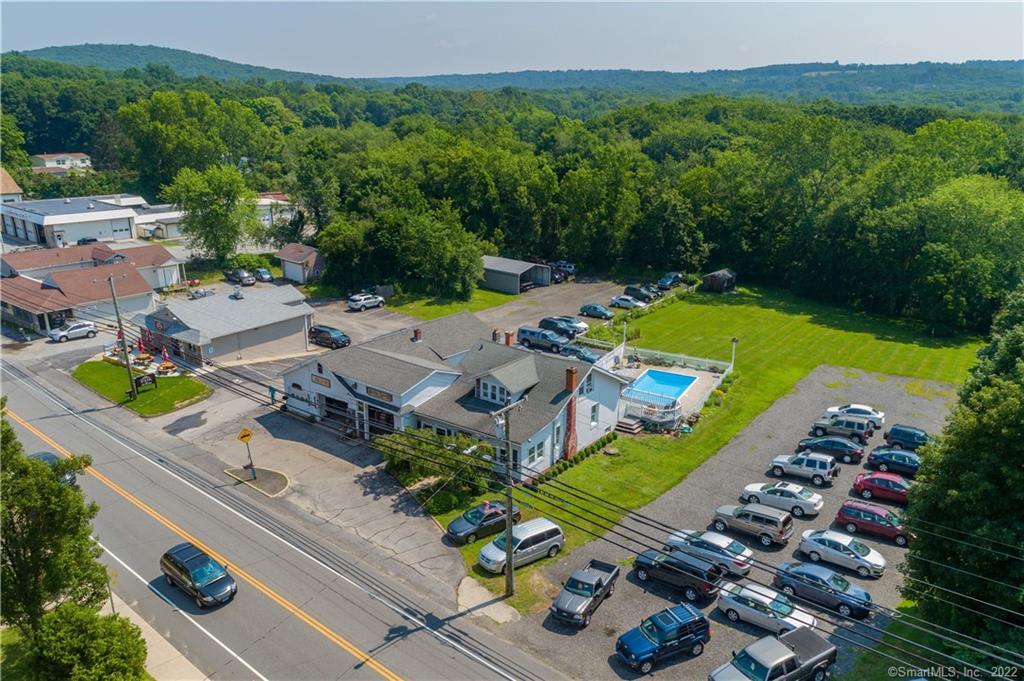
[16,44,1024,112]
[2,52,1022,331]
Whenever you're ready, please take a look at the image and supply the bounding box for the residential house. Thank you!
[257,192,295,226]
[281,313,625,478]
[30,152,93,175]
[275,243,325,284]
[116,245,182,290]
[1,168,24,203]
[1,243,179,290]
[1,197,137,247]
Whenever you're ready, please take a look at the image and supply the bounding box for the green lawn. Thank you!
[181,254,283,285]
[72,361,211,417]
[388,288,516,321]
[838,601,938,680]
[1,628,34,681]
[438,286,982,613]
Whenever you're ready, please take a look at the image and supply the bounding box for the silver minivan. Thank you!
[478,518,564,574]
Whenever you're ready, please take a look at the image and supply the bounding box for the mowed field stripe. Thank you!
[5,408,404,681]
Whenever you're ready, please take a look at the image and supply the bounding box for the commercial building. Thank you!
[282,313,625,479]
[133,203,183,239]
[1,168,24,203]
[1,197,137,247]
[275,243,325,284]
[132,285,313,365]
[30,152,93,175]
[481,255,551,295]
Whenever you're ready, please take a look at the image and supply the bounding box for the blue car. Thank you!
[579,303,614,320]
[563,344,598,363]
[615,605,710,675]
[773,561,872,619]
[866,447,921,476]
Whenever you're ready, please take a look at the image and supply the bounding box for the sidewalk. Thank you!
[100,590,206,681]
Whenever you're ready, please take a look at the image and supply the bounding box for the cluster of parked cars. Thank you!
[608,272,687,310]
[516,315,598,362]
[223,267,274,286]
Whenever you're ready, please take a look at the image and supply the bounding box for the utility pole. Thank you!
[107,274,137,400]
[492,396,526,597]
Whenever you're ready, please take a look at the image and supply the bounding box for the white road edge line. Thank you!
[6,367,520,681]
[96,538,270,681]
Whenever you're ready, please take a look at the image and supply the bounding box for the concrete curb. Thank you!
[101,590,206,680]
[224,466,291,497]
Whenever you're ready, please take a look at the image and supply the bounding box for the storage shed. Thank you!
[481,255,551,295]
[702,268,737,293]
[275,243,325,284]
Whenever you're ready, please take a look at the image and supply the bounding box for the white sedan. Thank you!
[740,481,824,517]
[823,403,885,428]
[716,582,817,634]
[610,295,646,309]
[799,529,887,578]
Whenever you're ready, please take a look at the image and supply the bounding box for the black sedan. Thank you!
[796,436,864,464]
[446,500,520,544]
[866,447,921,476]
[160,542,237,608]
[309,325,351,349]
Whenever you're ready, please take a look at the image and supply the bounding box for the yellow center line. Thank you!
[5,408,403,681]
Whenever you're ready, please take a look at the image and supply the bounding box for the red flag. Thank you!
[137,337,144,352]
[116,329,123,340]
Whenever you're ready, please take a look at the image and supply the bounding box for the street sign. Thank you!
[237,427,253,443]
[134,374,157,390]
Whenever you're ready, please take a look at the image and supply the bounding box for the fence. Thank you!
[576,336,732,375]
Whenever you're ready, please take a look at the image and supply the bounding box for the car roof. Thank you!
[891,424,927,434]
[167,542,204,562]
[841,499,893,516]
[873,447,920,459]
[698,530,736,548]
[29,452,61,465]
[742,503,790,518]
[651,604,703,629]
[728,582,779,605]
[866,471,906,482]
[512,517,559,539]
[813,529,853,544]
[786,561,833,579]
[796,450,834,460]
[772,481,805,493]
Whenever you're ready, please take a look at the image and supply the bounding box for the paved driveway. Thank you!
[475,277,625,333]
[307,299,418,345]
[499,365,955,680]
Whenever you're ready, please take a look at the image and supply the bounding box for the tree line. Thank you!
[2,54,1023,329]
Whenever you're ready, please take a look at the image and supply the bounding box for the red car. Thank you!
[852,471,911,504]
[835,499,910,546]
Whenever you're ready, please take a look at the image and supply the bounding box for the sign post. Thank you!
[237,427,256,480]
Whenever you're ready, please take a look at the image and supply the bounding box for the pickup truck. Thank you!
[708,627,837,681]
[768,453,839,487]
[549,559,619,627]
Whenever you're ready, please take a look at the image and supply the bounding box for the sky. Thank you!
[2,2,1022,78]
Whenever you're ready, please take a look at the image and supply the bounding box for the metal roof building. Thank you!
[481,255,551,294]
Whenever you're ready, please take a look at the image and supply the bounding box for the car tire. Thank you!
[465,533,477,545]
[713,519,727,532]
[861,489,873,499]
[771,466,784,477]
[58,335,68,343]
[878,463,889,472]
[607,582,615,597]
[895,534,908,546]
[87,330,96,338]
[636,568,649,582]
[814,427,826,437]
[808,551,821,563]
[812,475,825,487]
[892,442,903,449]
[837,604,853,618]
[748,495,760,504]
[522,339,531,348]
[845,522,858,534]
[782,585,796,597]
[792,506,804,517]
[683,587,699,602]
[639,660,654,674]
[164,573,174,587]
[857,566,871,578]
[690,642,704,656]
[359,305,366,311]
[813,666,828,681]
[726,609,740,623]
[582,613,591,628]
[547,544,560,558]
[842,454,853,464]
[195,596,206,609]
[759,534,773,547]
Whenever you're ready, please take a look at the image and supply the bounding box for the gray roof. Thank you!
[320,347,459,396]
[133,285,311,344]
[134,203,176,215]
[362,312,493,362]
[745,637,792,667]
[4,197,127,216]
[479,355,539,394]
[482,255,543,276]
[413,341,592,444]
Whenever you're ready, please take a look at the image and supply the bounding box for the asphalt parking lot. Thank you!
[475,276,627,333]
[499,364,956,680]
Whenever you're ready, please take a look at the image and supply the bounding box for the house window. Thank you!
[291,382,302,390]
[498,386,507,403]
[316,363,323,374]
[489,383,497,401]
[553,421,562,456]
[525,442,544,468]
[585,373,593,393]
[590,404,599,427]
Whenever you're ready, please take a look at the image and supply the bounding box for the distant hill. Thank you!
[17,43,1024,111]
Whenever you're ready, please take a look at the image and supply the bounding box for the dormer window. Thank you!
[478,379,507,404]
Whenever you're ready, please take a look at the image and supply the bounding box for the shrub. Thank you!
[710,389,726,407]
[423,489,460,515]
[231,253,272,271]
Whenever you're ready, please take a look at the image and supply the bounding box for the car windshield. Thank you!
[768,595,794,616]
[462,506,485,524]
[884,511,902,526]
[563,578,594,597]
[848,538,870,557]
[828,572,851,591]
[256,268,269,275]
[492,532,518,551]
[328,330,346,339]
[795,487,814,500]
[721,538,747,556]
[731,650,771,681]
[189,558,227,587]
[639,618,663,644]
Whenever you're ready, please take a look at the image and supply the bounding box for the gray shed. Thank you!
[702,268,737,293]
[481,256,551,294]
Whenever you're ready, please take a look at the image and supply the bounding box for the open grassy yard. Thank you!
[388,288,516,321]
[72,361,211,417]
[837,601,937,680]
[440,286,982,612]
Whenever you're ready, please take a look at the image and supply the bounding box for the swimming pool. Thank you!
[622,369,697,408]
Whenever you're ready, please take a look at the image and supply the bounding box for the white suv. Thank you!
[347,293,385,311]
[48,321,98,343]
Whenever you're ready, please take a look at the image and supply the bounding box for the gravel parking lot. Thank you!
[499,364,956,680]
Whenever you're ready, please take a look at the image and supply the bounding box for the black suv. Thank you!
[633,549,725,603]
[538,317,579,339]
[796,436,864,464]
[884,424,930,451]
[309,325,351,349]
[623,285,656,303]
[160,542,236,608]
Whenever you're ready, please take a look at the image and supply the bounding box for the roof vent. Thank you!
[412,328,423,342]
[231,285,243,300]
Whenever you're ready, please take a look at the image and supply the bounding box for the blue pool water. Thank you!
[622,370,697,408]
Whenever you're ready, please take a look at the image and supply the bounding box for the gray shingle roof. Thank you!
[320,347,459,396]
[480,355,539,394]
[482,255,541,276]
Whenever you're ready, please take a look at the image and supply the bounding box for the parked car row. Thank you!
[516,315,597,361]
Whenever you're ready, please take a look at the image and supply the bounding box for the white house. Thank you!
[30,152,92,176]
[257,192,295,226]
[281,313,626,479]
[1,197,137,247]
[0,242,179,291]
[1,168,24,203]
[275,243,325,284]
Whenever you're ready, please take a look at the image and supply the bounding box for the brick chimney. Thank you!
[413,328,423,342]
[492,329,500,342]
[504,331,514,347]
[565,366,579,392]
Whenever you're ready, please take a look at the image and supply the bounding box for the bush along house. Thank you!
[281,313,627,479]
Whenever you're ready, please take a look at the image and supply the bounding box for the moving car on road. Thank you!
[48,320,97,343]
[634,549,725,603]
[446,500,520,545]
[713,503,795,547]
[708,627,837,681]
[769,452,840,487]
[823,403,885,428]
[477,518,563,574]
[615,605,710,675]
[610,295,647,309]
[549,559,619,628]
[579,303,614,319]
[865,447,921,476]
[308,325,351,349]
[773,561,872,618]
[796,436,864,464]
[853,471,911,504]
[740,481,824,518]
[664,529,754,577]
[716,582,817,634]
[835,499,910,546]
[798,529,886,578]
[160,542,237,608]
[347,293,385,311]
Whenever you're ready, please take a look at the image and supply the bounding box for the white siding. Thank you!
[575,369,621,449]
[282,260,305,283]
[48,217,135,246]
[77,291,156,320]
[136,264,180,290]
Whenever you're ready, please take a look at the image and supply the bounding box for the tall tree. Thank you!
[1,399,106,643]
[293,136,340,233]
[33,603,148,681]
[161,165,261,262]
[1,114,31,170]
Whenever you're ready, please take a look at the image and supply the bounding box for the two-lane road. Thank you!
[2,363,562,681]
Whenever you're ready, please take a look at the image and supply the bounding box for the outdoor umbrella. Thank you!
[137,337,144,352]
[161,346,170,362]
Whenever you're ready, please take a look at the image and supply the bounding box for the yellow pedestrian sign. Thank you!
[237,427,254,443]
